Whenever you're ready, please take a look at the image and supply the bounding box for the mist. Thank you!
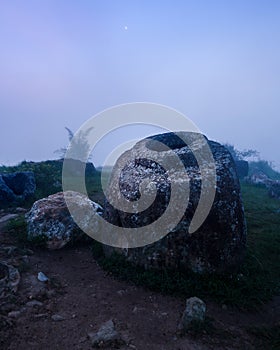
[0,1,279,169]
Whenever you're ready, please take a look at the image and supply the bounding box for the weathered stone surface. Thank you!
[26,300,43,307]
[8,310,21,319]
[0,172,36,207]
[37,272,48,282]
[0,176,16,203]
[103,132,246,274]
[26,191,103,249]
[3,171,35,197]
[178,297,206,331]
[51,314,64,322]
[0,262,20,298]
[88,319,124,348]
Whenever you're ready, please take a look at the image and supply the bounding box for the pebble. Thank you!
[26,300,43,307]
[8,311,21,318]
[34,313,48,319]
[51,314,64,321]
[37,272,49,282]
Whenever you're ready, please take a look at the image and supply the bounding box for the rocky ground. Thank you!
[0,210,279,350]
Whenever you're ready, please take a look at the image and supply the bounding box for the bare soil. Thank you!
[0,214,279,350]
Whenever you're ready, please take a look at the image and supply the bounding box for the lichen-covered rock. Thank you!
[26,191,103,249]
[178,297,206,331]
[0,176,16,203]
[0,262,20,298]
[103,132,246,274]
[88,319,124,348]
[0,171,36,207]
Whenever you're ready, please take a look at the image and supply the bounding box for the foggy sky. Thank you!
[0,1,280,169]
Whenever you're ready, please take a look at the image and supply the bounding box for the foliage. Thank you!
[224,143,280,180]
[55,126,94,161]
[249,160,280,180]
[223,143,259,161]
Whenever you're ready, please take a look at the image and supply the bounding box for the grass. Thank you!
[91,181,280,310]
[5,215,48,248]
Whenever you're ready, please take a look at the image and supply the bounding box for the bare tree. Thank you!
[55,127,94,162]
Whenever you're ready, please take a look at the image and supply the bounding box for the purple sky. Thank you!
[0,1,280,168]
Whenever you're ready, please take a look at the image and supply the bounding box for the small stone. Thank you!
[117,290,125,296]
[178,297,206,331]
[51,314,64,321]
[26,300,43,307]
[37,272,48,282]
[8,311,21,318]
[0,262,20,295]
[88,319,124,348]
[34,313,48,319]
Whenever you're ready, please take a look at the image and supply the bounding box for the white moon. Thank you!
[124,26,128,30]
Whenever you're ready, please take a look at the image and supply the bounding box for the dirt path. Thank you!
[0,218,279,349]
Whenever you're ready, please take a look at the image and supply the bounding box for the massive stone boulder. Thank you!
[103,132,247,274]
[0,176,15,203]
[0,171,36,207]
[26,191,103,249]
